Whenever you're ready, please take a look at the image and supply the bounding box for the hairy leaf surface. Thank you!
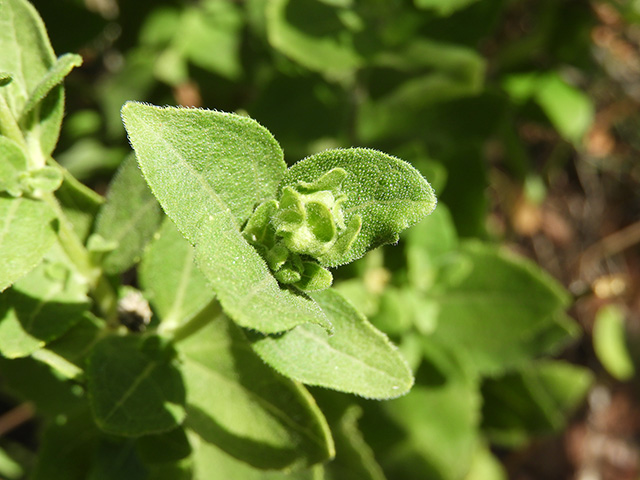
[87,335,186,436]
[122,102,331,334]
[0,196,57,292]
[140,218,214,328]
[94,154,162,274]
[249,289,414,399]
[282,148,436,267]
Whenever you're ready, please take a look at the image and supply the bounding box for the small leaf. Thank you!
[174,1,244,80]
[178,315,334,470]
[266,0,363,78]
[481,361,593,446]
[93,154,163,274]
[281,148,436,267]
[21,53,82,119]
[427,241,574,375]
[136,427,192,464]
[322,404,387,480]
[503,71,594,145]
[140,218,214,329]
[86,335,186,436]
[249,289,414,399]
[414,0,480,15]
[381,340,480,480]
[54,167,104,242]
[0,136,28,195]
[0,0,65,157]
[23,166,63,194]
[593,304,635,381]
[0,196,57,292]
[0,244,91,358]
[86,438,147,480]
[0,355,85,418]
[0,72,11,86]
[31,408,99,480]
[190,432,325,480]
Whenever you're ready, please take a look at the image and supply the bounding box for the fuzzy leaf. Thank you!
[140,218,214,328]
[189,432,325,480]
[0,136,28,195]
[86,335,186,436]
[281,148,436,267]
[592,304,634,381]
[249,289,414,399]
[0,0,65,157]
[54,168,104,242]
[427,241,573,375]
[122,102,331,334]
[21,53,82,119]
[266,0,362,77]
[0,196,57,292]
[0,246,90,358]
[93,154,163,274]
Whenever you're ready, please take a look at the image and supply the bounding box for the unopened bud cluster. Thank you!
[242,167,361,291]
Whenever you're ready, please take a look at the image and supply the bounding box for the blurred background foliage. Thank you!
[4,0,640,478]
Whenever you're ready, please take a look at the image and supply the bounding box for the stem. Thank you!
[31,349,84,380]
[164,300,223,343]
[42,192,94,278]
[42,191,118,324]
[0,403,34,437]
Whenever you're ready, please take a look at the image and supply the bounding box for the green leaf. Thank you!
[140,218,214,331]
[414,0,480,16]
[174,1,244,80]
[93,154,163,274]
[136,427,192,464]
[43,311,103,373]
[358,40,485,142]
[21,53,82,119]
[87,438,147,480]
[266,0,363,78]
[0,196,57,292]
[281,148,436,267]
[23,166,63,194]
[178,315,334,470]
[381,341,480,480]
[463,444,507,480]
[249,289,414,399]
[0,355,85,418]
[0,72,11,86]
[31,409,99,480]
[427,241,573,375]
[481,361,593,446]
[593,304,635,381]
[0,136,28,195]
[189,432,325,480]
[0,0,65,158]
[0,243,90,358]
[0,447,24,480]
[503,71,594,144]
[404,204,458,292]
[53,167,104,242]
[122,102,331,334]
[86,335,186,436]
[121,102,285,232]
[193,212,333,333]
[324,405,387,480]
